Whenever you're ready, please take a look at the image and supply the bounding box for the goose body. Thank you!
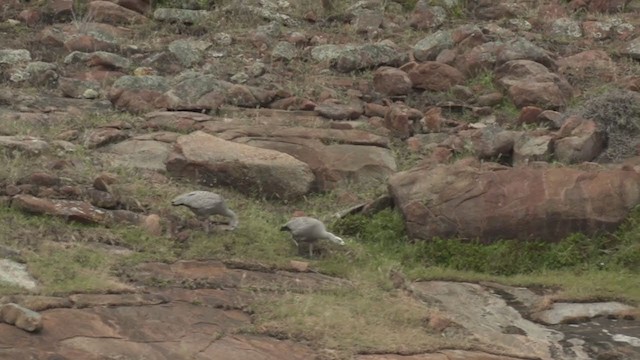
[280,216,344,257]
[172,191,238,232]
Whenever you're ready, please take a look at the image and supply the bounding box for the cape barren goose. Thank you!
[171,191,238,232]
[280,216,345,257]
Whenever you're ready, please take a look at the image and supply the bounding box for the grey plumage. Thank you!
[172,191,238,232]
[280,216,345,257]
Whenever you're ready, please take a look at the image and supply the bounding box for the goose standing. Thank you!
[171,191,238,233]
[280,216,345,257]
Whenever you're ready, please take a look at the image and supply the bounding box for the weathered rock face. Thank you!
[236,137,397,191]
[10,194,150,227]
[554,117,607,164]
[410,281,565,360]
[99,134,175,171]
[388,160,640,242]
[165,131,315,199]
[405,61,465,91]
[0,295,312,360]
[495,60,573,110]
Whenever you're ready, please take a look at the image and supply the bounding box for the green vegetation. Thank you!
[250,287,464,354]
[1,167,639,303]
[330,207,640,302]
[466,70,497,92]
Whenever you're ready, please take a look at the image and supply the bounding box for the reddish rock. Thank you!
[364,103,388,118]
[409,0,446,30]
[84,128,129,149]
[557,50,615,82]
[451,24,486,45]
[143,111,211,132]
[77,69,126,82]
[555,117,606,164]
[315,101,364,120]
[622,76,640,92]
[93,173,118,192]
[103,0,151,14]
[17,172,60,187]
[141,214,162,236]
[456,42,504,75]
[86,189,119,209]
[421,106,445,133]
[269,97,316,111]
[476,92,503,107]
[587,0,629,13]
[46,0,73,20]
[435,49,457,64]
[288,260,309,272]
[406,61,465,91]
[537,110,564,129]
[384,103,413,139]
[373,67,412,96]
[166,131,314,199]
[38,27,66,47]
[455,127,521,159]
[87,1,147,24]
[473,1,521,20]
[389,159,640,242]
[64,35,118,53]
[11,195,109,224]
[432,146,453,163]
[518,106,543,125]
[582,21,612,40]
[228,133,396,191]
[496,60,572,110]
[109,88,168,114]
[18,9,41,26]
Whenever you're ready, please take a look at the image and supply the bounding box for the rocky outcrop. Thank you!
[388,159,640,242]
[165,131,315,199]
[10,194,149,227]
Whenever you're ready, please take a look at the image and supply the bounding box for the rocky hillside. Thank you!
[0,0,640,359]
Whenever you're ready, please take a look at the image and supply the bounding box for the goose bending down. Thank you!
[171,191,238,232]
[280,216,345,257]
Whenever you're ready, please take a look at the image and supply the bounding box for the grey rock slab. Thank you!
[0,136,50,155]
[623,36,640,60]
[153,8,210,24]
[412,281,576,360]
[533,302,636,325]
[0,259,38,291]
[167,39,212,67]
[99,138,172,171]
[0,49,31,64]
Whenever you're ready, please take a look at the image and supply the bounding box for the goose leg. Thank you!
[308,243,313,258]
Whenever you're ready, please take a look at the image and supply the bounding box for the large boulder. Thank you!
[495,60,572,110]
[388,159,640,242]
[165,131,314,199]
[199,124,394,191]
[234,137,396,191]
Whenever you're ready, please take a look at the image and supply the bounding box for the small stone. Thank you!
[0,303,43,332]
[93,173,118,192]
[142,214,163,236]
[289,260,309,272]
[83,89,99,99]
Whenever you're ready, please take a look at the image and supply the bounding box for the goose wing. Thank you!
[172,191,224,210]
[282,217,325,237]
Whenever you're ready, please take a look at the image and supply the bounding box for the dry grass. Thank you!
[250,287,467,357]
